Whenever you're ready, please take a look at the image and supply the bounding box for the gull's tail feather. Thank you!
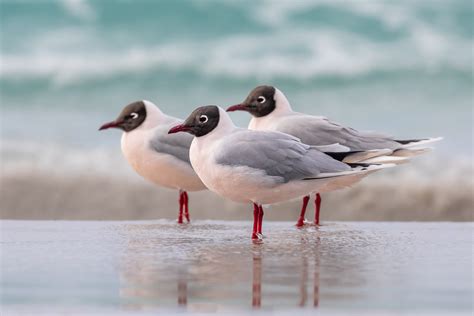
[314,163,395,192]
[347,162,396,171]
[341,148,393,163]
[397,137,443,149]
[391,147,432,157]
[304,163,395,180]
[361,155,410,165]
[339,138,441,165]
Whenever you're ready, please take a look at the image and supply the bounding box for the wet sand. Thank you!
[0,220,472,315]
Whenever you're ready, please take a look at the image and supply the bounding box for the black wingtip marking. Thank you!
[346,163,375,168]
[395,138,428,145]
[324,151,362,162]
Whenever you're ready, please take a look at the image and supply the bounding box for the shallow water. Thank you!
[0,220,472,315]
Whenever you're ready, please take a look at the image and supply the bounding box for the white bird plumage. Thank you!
[227,85,442,226]
[100,100,206,223]
[169,105,392,239]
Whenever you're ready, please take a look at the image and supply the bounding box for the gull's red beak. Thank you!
[168,124,191,134]
[99,120,121,131]
[226,104,247,112]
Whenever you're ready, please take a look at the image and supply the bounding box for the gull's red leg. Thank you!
[257,205,264,236]
[314,193,321,226]
[296,195,310,227]
[177,190,184,224]
[252,203,259,239]
[183,191,190,223]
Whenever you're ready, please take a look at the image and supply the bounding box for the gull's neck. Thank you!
[249,88,293,130]
[138,100,169,130]
[273,88,294,115]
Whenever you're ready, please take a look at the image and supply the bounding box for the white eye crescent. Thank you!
[130,112,139,119]
[199,115,208,123]
[257,96,266,103]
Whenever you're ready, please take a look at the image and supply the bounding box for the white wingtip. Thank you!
[342,148,393,163]
[362,155,410,165]
[392,148,432,157]
[314,163,395,179]
[401,137,443,149]
[364,163,396,171]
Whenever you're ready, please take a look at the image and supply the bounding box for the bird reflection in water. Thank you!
[251,243,262,308]
[118,223,323,311]
[177,272,187,307]
[314,237,320,308]
[251,235,321,309]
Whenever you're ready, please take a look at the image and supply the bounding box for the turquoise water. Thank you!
[1,221,472,315]
[0,0,472,155]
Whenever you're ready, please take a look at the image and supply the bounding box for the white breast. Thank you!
[249,111,293,133]
[121,129,205,192]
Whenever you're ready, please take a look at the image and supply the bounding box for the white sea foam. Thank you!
[1,20,471,85]
[0,140,134,179]
[60,0,96,20]
[0,0,474,85]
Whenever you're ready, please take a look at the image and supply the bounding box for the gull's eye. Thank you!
[257,96,266,103]
[130,112,139,119]
[199,115,208,123]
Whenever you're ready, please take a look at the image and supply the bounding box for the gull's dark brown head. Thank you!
[168,105,220,137]
[99,101,147,132]
[226,85,276,117]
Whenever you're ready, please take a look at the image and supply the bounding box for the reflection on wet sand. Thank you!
[178,274,187,306]
[251,236,321,309]
[251,245,262,308]
[4,221,471,314]
[314,238,320,308]
[117,222,371,311]
[298,244,307,307]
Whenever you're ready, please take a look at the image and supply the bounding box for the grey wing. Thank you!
[149,122,193,164]
[278,115,402,151]
[215,130,350,183]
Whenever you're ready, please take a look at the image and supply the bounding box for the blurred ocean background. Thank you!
[0,0,472,220]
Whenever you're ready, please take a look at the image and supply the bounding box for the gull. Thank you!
[227,85,442,226]
[99,100,207,223]
[168,105,392,239]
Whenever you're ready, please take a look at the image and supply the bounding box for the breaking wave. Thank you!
[1,1,472,85]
